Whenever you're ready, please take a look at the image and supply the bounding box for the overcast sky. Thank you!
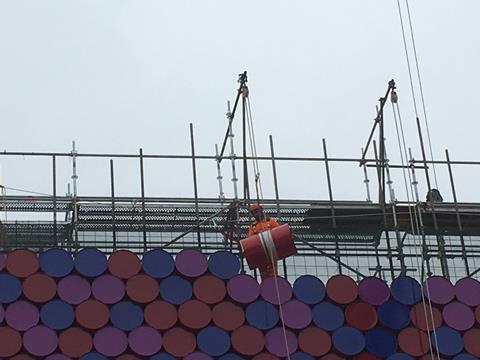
[0,1,479,206]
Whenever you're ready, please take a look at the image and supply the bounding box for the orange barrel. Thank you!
[178,299,212,329]
[6,249,39,278]
[22,273,57,303]
[298,326,331,357]
[144,300,177,330]
[163,327,196,357]
[231,325,265,356]
[0,326,22,357]
[410,302,442,331]
[212,301,245,331]
[193,275,226,304]
[108,250,141,279]
[240,224,296,270]
[58,327,93,358]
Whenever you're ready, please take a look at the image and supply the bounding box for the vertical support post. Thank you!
[227,101,239,200]
[190,123,201,248]
[139,148,147,252]
[52,155,58,246]
[445,149,469,275]
[322,139,341,274]
[215,144,225,203]
[270,135,287,279]
[242,90,250,204]
[110,160,117,250]
[71,141,79,251]
[361,148,372,202]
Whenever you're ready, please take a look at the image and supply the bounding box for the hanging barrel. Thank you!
[240,224,296,270]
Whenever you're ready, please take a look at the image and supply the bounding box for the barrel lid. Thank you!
[378,300,410,330]
[79,352,108,360]
[40,299,74,330]
[150,353,177,360]
[282,300,312,329]
[23,325,58,356]
[91,274,125,304]
[197,326,231,356]
[231,325,265,356]
[163,327,196,357]
[110,300,144,331]
[464,328,480,357]
[108,250,141,279]
[453,354,479,360]
[6,249,39,278]
[142,249,175,278]
[212,301,245,331]
[326,275,358,304]
[265,327,297,357]
[74,248,107,277]
[345,301,377,331]
[144,300,177,330]
[431,326,463,356]
[246,300,278,330]
[93,326,128,357]
[5,300,39,331]
[260,276,292,305]
[75,299,109,330]
[293,275,325,305]
[298,326,331,357]
[312,301,344,331]
[208,251,241,280]
[58,327,92,358]
[291,352,314,360]
[455,277,480,307]
[0,273,21,303]
[193,275,227,304]
[175,248,208,278]
[22,273,57,303]
[57,275,91,304]
[390,276,422,305]
[39,249,73,278]
[184,352,214,360]
[227,274,260,303]
[0,326,22,357]
[443,301,475,331]
[128,326,162,356]
[410,302,442,331]
[126,274,159,303]
[397,327,429,357]
[332,326,365,356]
[386,353,415,360]
[424,276,455,305]
[358,277,389,306]
[178,299,212,329]
[365,327,397,357]
[160,275,192,305]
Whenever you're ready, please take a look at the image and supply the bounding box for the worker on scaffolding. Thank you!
[248,202,281,279]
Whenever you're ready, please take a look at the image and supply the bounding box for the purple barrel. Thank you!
[175,248,208,278]
[282,300,312,329]
[128,326,162,356]
[358,277,390,306]
[260,276,292,305]
[455,277,480,307]
[442,301,475,331]
[93,326,128,357]
[227,274,260,304]
[92,274,125,304]
[58,275,91,305]
[265,327,298,357]
[5,300,39,331]
[23,325,58,357]
[424,276,455,305]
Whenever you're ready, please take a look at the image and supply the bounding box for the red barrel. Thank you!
[410,302,442,331]
[212,301,245,331]
[231,325,265,356]
[0,326,22,357]
[108,250,141,279]
[398,327,429,357]
[193,275,226,304]
[163,327,196,357]
[326,275,358,304]
[298,326,331,357]
[22,273,57,303]
[126,274,159,303]
[144,300,177,330]
[178,299,212,329]
[6,249,39,278]
[75,299,109,330]
[240,224,296,270]
[464,328,480,357]
[345,301,377,331]
[58,327,92,358]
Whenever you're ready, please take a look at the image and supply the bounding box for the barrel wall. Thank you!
[0,249,479,359]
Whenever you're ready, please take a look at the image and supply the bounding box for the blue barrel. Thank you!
[219,354,246,360]
[197,326,231,357]
[454,354,479,360]
[312,301,344,331]
[390,276,422,305]
[386,353,415,360]
[74,248,107,277]
[150,354,177,360]
[293,275,325,305]
[431,326,463,356]
[332,326,365,355]
[378,300,410,330]
[39,249,74,277]
[365,327,398,357]
[245,300,279,330]
[40,299,75,330]
[142,249,175,278]
[291,352,314,360]
[160,275,192,305]
[0,274,22,303]
[80,353,108,360]
[208,251,241,280]
[110,300,144,331]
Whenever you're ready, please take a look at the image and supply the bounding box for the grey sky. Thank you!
[0,1,479,206]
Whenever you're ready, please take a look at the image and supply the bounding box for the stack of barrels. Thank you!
[0,248,480,359]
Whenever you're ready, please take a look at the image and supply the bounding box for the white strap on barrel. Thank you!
[258,229,278,262]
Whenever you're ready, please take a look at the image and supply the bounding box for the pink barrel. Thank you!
[455,277,480,307]
[423,276,454,305]
[260,276,292,305]
[442,301,475,331]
